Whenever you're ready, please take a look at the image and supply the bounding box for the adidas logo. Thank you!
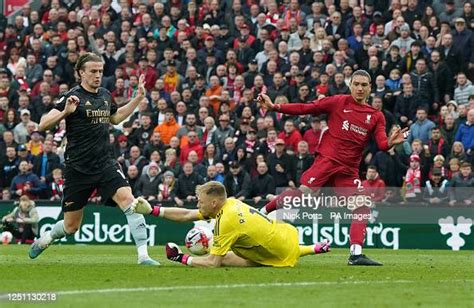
[85,101,92,106]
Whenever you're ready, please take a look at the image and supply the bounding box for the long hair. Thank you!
[74,52,103,77]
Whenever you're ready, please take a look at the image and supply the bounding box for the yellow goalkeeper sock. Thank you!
[299,245,315,257]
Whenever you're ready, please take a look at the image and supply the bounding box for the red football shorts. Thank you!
[300,155,364,196]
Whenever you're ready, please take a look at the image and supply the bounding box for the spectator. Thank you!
[143,132,167,160]
[362,165,386,202]
[220,137,237,167]
[154,109,180,145]
[204,165,224,183]
[250,161,276,204]
[410,58,439,110]
[13,110,37,145]
[135,161,161,201]
[278,119,303,153]
[223,161,251,201]
[129,113,155,148]
[126,165,140,197]
[423,168,449,205]
[32,139,60,194]
[163,148,181,177]
[303,117,323,154]
[9,160,42,200]
[122,146,148,176]
[213,114,235,150]
[177,113,203,145]
[454,73,474,106]
[157,171,176,202]
[405,154,422,201]
[174,161,204,207]
[179,131,204,164]
[407,108,435,144]
[0,146,19,188]
[1,195,39,243]
[441,114,458,149]
[293,141,314,187]
[449,162,474,206]
[448,158,461,180]
[449,141,467,162]
[49,168,64,201]
[426,127,450,159]
[454,109,474,162]
[328,72,350,95]
[267,138,295,188]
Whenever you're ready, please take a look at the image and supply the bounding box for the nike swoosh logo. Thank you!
[343,109,353,113]
[64,201,74,207]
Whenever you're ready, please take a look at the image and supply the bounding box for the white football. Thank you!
[185,227,213,255]
[1,231,13,245]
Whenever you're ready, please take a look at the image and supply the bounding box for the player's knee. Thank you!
[114,189,134,208]
[64,221,80,234]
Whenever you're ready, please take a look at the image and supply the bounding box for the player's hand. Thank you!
[165,242,190,265]
[131,197,153,215]
[388,127,409,146]
[65,95,80,115]
[257,93,275,110]
[137,74,146,98]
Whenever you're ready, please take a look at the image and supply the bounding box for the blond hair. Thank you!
[196,181,227,200]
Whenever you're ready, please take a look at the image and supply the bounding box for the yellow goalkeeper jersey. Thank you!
[208,198,300,267]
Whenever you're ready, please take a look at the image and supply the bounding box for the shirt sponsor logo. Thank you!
[341,120,368,136]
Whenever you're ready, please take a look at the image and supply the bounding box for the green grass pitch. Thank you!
[0,245,473,307]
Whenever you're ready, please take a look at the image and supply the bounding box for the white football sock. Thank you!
[350,244,362,256]
[123,204,149,260]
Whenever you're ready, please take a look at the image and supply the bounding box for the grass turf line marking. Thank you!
[2,279,472,298]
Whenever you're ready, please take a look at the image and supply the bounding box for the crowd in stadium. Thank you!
[0,0,472,206]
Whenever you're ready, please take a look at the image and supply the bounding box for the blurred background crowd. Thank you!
[0,0,472,207]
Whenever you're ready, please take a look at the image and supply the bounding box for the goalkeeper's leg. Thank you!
[299,239,331,257]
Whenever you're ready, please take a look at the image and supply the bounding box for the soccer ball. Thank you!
[185,227,213,255]
[1,231,13,245]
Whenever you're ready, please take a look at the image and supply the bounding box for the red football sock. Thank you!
[264,188,303,213]
[349,206,371,246]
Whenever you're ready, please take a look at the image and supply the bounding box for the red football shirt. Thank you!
[277,95,389,168]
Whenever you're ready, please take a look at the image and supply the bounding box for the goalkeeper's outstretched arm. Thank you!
[132,197,201,222]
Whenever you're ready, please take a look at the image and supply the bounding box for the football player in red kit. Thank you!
[258,70,407,266]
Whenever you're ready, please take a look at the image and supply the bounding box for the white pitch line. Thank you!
[1,279,472,298]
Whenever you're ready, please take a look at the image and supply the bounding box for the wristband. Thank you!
[151,206,165,217]
[182,254,192,265]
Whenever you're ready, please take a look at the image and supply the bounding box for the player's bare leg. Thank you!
[299,239,331,257]
[113,187,160,265]
[29,209,83,259]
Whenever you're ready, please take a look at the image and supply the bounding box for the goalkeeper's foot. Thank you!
[28,237,50,259]
[314,239,331,254]
[138,257,161,266]
[132,197,153,215]
[348,254,383,266]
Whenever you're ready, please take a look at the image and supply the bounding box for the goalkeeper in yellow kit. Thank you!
[132,181,330,267]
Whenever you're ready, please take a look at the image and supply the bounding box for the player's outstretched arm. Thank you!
[110,75,146,124]
[166,243,255,267]
[132,197,201,222]
[39,96,80,131]
[257,93,331,116]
